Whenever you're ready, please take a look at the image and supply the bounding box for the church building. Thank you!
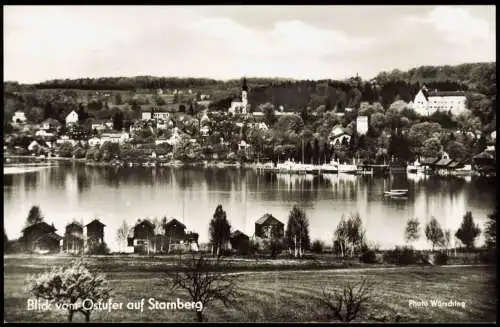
[228,77,249,115]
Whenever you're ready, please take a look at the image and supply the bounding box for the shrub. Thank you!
[383,246,419,265]
[477,249,497,264]
[360,248,378,264]
[87,242,110,255]
[26,260,111,322]
[249,240,259,255]
[311,240,324,253]
[434,251,448,265]
[318,279,374,322]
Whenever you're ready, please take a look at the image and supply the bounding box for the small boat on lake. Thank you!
[383,189,409,197]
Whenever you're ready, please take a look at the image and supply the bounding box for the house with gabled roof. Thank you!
[127,219,156,254]
[229,230,250,254]
[20,222,62,254]
[255,214,284,239]
[85,219,105,251]
[329,124,353,146]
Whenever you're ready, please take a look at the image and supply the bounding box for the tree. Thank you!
[115,93,123,105]
[404,218,420,246]
[425,217,445,251]
[455,211,481,250]
[59,142,74,158]
[345,213,365,257]
[311,240,324,253]
[4,227,9,253]
[446,140,467,161]
[26,260,111,322]
[420,137,441,158]
[334,216,348,257]
[26,205,44,226]
[261,103,277,127]
[112,111,124,131]
[443,229,452,255]
[116,220,129,253]
[27,106,45,123]
[209,205,231,257]
[164,253,240,322]
[285,206,310,258]
[484,211,497,249]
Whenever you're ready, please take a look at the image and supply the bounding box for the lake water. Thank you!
[4,164,497,251]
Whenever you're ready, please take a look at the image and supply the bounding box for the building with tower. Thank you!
[229,77,249,115]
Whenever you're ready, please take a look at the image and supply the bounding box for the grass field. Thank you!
[3,255,496,323]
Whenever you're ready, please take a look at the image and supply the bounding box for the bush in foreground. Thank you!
[26,260,111,322]
[164,253,240,322]
[383,246,419,265]
[434,251,449,265]
[318,279,374,322]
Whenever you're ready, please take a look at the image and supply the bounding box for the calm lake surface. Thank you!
[4,164,497,251]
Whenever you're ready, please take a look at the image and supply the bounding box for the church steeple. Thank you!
[242,77,248,92]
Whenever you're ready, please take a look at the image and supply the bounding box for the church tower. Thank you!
[241,77,248,107]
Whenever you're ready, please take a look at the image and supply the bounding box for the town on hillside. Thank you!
[3,64,497,179]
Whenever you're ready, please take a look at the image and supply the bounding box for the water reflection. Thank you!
[3,164,497,251]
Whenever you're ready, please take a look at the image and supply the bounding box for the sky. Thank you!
[3,5,496,83]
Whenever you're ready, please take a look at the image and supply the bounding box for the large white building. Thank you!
[356,116,369,135]
[65,110,79,125]
[412,87,467,116]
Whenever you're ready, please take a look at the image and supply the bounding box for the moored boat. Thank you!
[407,159,425,174]
[383,189,409,197]
[320,160,339,174]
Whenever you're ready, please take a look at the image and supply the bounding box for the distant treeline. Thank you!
[4,62,496,120]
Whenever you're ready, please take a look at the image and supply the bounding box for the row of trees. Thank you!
[404,211,494,252]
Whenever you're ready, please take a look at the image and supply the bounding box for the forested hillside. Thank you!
[4,62,496,126]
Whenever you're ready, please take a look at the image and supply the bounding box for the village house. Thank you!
[91,121,109,132]
[229,230,250,254]
[100,131,130,144]
[164,218,199,252]
[200,111,210,125]
[200,125,210,137]
[473,146,496,177]
[20,222,62,254]
[62,221,84,254]
[256,122,268,130]
[329,125,353,146]
[255,214,284,239]
[412,86,467,116]
[238,140,251,151]
[127,219,156,254]
[27,140,40,152]
[167,127,182,146]
[65,110,79,125]
[12,111,27,124]
[56,135,78,146]
[85,219,105,252]
[35,130,55,138]
[196,100,212,109]
[356,116,369,136]
[41,118,62,131]
[88,136,101,147]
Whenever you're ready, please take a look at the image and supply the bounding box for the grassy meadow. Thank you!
[3,255,496,323]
